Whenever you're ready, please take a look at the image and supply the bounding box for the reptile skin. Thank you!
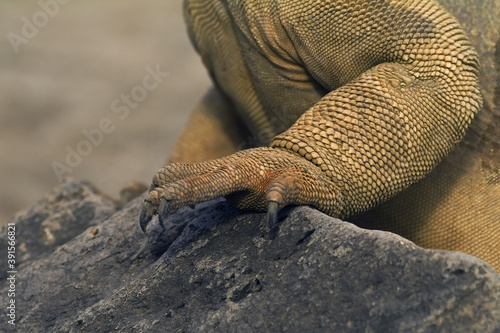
[140,0,499,271]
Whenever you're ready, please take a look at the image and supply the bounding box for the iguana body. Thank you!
[140,0,499,271]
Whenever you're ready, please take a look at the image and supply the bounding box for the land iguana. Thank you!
[139,0,499,271]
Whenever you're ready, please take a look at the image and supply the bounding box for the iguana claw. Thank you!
[139,202,154,233]
[158,198,172,229]
[267,201,279,230]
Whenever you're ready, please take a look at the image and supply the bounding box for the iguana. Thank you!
[139,0,499,272]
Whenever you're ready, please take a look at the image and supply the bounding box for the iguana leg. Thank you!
[141,1,481,244]
[167,86,251,164]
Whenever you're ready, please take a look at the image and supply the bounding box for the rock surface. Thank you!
[1,180,499,332]
[0,180,116,281]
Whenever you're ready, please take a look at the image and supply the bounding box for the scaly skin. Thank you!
[140,0,499,270]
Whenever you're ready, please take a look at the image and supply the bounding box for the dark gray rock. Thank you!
[0,180,116,281]
[1,180,499,332]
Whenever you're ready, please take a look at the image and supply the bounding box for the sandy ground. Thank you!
[0,1,211,224]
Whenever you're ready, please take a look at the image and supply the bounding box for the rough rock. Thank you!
[0,180,499,332]
[0,180,116,281]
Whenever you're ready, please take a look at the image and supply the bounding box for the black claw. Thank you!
[158,198,171,229]
[139,205,153,233]
[267,201,279,230]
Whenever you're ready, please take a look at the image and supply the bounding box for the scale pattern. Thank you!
[139,0,499,270]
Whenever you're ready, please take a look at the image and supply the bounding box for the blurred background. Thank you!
[0,1,211,224]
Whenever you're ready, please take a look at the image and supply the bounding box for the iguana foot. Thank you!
[139,147,341,232]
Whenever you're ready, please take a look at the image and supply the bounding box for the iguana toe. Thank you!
[140,187,164,232]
